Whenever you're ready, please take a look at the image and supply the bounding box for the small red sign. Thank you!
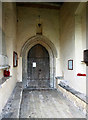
[77,73,86,76]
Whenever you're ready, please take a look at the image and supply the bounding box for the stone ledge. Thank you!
[59,81,88,104]
[57,82,87,115]
[0,76,12,86]
[1,82,23,119]
[0,65,10,70]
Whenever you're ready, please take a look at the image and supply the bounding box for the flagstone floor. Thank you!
[20,89,85,118]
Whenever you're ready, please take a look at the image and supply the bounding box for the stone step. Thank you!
[24,87,56,91]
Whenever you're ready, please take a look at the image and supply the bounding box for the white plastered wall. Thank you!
[74,3,86,94]
[60,2,86,94]
[0,3,17,114]
[17,7,61,85]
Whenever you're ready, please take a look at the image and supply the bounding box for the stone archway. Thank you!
[20,35,57,88]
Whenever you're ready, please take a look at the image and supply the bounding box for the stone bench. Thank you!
[56,80,88,116]
[1,82,23,119]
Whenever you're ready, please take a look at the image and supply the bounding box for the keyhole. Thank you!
[39,69,41,72]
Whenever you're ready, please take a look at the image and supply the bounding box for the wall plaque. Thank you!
[13,51,18,67]
[68,60,73,70]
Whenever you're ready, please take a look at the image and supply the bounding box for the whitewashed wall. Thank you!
[17,7,61,85]
[60,3,86,94]
[0,3,17,114]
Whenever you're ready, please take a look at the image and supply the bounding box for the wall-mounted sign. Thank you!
[68,60,73,70]
[84,49,88,66]
[33,62,36,67]
[13,51,18,67]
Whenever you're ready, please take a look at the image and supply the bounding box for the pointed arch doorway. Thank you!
[21,35,57,89]
[27,44,50,88]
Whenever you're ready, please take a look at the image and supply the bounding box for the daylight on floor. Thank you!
[0,1,88,119]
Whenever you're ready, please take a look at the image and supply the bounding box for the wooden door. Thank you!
[27,44,50,88]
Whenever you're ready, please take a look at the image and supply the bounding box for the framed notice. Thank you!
[13,51,18,67]
[68,60,73,70]
[33,62,36,67]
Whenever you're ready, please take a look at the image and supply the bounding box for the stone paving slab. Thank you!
[20,89,85,118]
[0,82,86,119]
[1,82,23,119]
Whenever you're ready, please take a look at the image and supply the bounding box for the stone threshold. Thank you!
[1,82,23,119]
[24,87,56,91]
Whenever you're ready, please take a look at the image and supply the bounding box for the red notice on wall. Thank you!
[77,73,86,76]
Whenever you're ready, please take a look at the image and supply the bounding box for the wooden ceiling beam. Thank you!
[16,2,63,9]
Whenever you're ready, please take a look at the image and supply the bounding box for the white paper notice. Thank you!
[33,62,36,67]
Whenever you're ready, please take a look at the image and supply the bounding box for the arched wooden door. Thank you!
[27,44,50,88]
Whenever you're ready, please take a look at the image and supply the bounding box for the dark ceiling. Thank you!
[16,2,63,9]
